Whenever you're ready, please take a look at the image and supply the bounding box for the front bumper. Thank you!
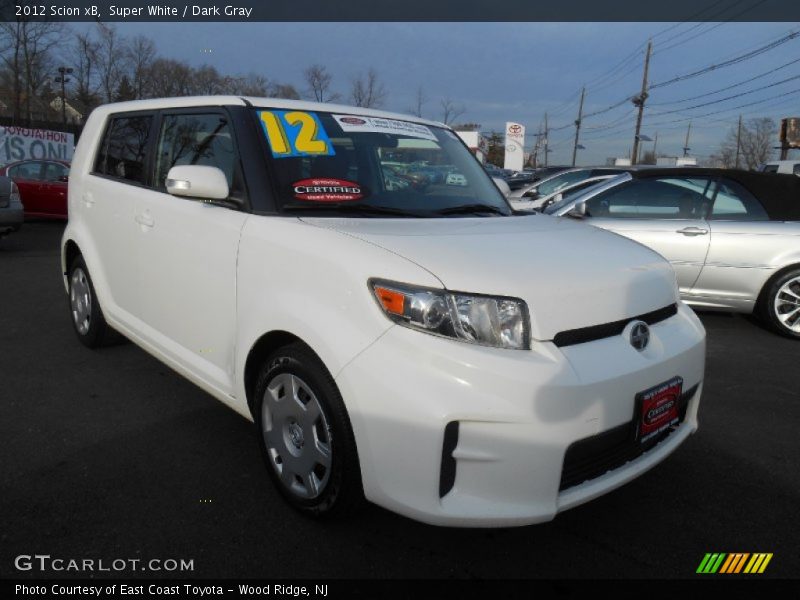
[335,302,705,527]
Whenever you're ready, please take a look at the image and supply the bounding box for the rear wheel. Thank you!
[68,256,111,348]
[254,342,364,518]
[761,268,800,339]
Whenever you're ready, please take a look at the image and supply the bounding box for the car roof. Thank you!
[90,95,448,129]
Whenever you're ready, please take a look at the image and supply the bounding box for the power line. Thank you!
[651,0,771,55]
[646,87,800,127]
[649,73,800,116]
[650,31,800,90]
[650,56,800,105]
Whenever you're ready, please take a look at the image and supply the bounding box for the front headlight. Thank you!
[369,279,530,350]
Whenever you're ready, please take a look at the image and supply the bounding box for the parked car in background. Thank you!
[548,168,800,338]
[760,160,800,176]
[509,167,628,200]
[0,159,70,219]
[483,163,513,179]
[509,174,617,211]
[531,165,572,180]
[0,176,24,238]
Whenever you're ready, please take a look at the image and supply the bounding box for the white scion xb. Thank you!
[62,97,706,526]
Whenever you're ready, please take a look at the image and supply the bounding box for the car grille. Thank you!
[559,383,698,491]
[552,303,678,348]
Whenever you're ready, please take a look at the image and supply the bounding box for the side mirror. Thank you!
[567,200,587,218]
[522,189,539,199]
[166,165,229,201]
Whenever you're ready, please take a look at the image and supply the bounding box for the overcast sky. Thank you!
[85,21,800,165]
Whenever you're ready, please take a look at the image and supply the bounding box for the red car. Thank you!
[0,159,70,219]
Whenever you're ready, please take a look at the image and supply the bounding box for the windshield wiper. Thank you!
[282,203,423,218]
[434,204,509,216]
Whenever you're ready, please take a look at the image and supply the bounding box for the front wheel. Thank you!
[254,343,364,517]
[761,268,800,339]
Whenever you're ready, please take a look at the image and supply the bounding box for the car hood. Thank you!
[300,215,678,341]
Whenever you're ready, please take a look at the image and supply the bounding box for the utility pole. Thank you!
[735,115,742,168]
[652,132,658,162]
[531,125,543,168]
[682,121,692,157]
[544,112,549,167]
[55,66,73,126]
[571,87,586,167]
[631,39,652,165]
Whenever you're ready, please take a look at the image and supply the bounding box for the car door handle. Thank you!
[82,192,95,207]
[135,212,155,228]
[676,227,708,236]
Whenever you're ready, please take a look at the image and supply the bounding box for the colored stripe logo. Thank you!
[697,553,773,574]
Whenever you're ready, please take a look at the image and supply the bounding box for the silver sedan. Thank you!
[548,168,800,338]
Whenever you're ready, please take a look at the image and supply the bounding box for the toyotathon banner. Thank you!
[504,122,525,172]
[0,127,75,163]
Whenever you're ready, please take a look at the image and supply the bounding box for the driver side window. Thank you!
[586,177,710,219]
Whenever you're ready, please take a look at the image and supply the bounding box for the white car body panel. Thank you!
[61,96,706,526]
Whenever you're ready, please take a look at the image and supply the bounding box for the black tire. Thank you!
[67,255,112,348]
[760,267,800,339]
[254,342,364,518]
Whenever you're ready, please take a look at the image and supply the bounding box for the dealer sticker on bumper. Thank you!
[635,376,683,444]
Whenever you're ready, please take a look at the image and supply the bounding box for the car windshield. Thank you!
[258,109,511,217]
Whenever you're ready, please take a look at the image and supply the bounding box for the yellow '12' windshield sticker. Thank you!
[258,110,334,158]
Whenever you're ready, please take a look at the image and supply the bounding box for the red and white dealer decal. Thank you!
[291,178,364,202]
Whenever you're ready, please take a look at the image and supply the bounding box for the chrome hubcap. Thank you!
[262,373,332,499]
[70,268,92,335]
[775,276,800,333]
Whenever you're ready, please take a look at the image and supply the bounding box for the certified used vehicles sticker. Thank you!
[291,178,365,202]
[333,114,437,141]
[258,110,335,159]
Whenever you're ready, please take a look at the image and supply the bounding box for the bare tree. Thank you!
[69,30,100,110]
[193,65,225,95]
[0,20,63,121]
[226,73,269,96]
[350,68,387,108]
[718,117,777,170]
[126,34,156,99]
[303,64,339,103]
[440,97,465,125]
[143,58,193,97]
[270,83,301,100]
[94,24,129,103]
[408,86,427,117]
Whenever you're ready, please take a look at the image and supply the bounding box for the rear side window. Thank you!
[94,115,154,184]
[153,113,236,189]
[761,164,778,173]
[710,179,769,221]
[8,161,42,180]
[43,162,69,181]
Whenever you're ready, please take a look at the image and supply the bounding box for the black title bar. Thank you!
[2,0,800,22]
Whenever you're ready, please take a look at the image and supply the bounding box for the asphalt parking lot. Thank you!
[1,221,798,580]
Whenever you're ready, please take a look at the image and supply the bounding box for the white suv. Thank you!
[62,97,706,526]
